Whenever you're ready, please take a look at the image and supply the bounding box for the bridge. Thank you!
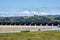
[0,24,59,33]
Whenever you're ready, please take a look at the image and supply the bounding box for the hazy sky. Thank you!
[0,0,60,17]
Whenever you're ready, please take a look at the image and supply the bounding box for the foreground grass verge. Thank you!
[0,30,60,40]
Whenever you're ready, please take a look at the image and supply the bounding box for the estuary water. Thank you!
[41,26,60,31]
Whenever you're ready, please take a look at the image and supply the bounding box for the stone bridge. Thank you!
[0,25,59,32]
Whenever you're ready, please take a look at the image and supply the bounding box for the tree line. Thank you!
[0,15,60,26]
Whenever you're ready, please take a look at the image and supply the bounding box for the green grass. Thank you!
[0,30,60,40]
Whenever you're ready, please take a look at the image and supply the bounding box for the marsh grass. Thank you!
[0,30,60,40]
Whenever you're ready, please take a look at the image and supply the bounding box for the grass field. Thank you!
[0,30,60,40]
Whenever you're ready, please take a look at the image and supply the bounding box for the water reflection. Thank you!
[42,26,60,31]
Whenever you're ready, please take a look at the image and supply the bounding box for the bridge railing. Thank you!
[0,23,60,27]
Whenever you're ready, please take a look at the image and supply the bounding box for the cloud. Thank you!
[40,12,50,15]
[19,11,30,13]
[0,10,60,17]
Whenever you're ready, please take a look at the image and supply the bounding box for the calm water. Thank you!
[41,27,60,31]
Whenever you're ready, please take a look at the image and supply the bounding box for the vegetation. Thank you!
[0,30,60,40]
[0,15,60,25]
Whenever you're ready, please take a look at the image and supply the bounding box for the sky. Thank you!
[0,0,60,17]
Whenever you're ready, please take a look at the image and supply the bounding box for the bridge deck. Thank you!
[0,25,57,31]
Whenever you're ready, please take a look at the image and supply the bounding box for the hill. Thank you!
[0,15,60,25]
